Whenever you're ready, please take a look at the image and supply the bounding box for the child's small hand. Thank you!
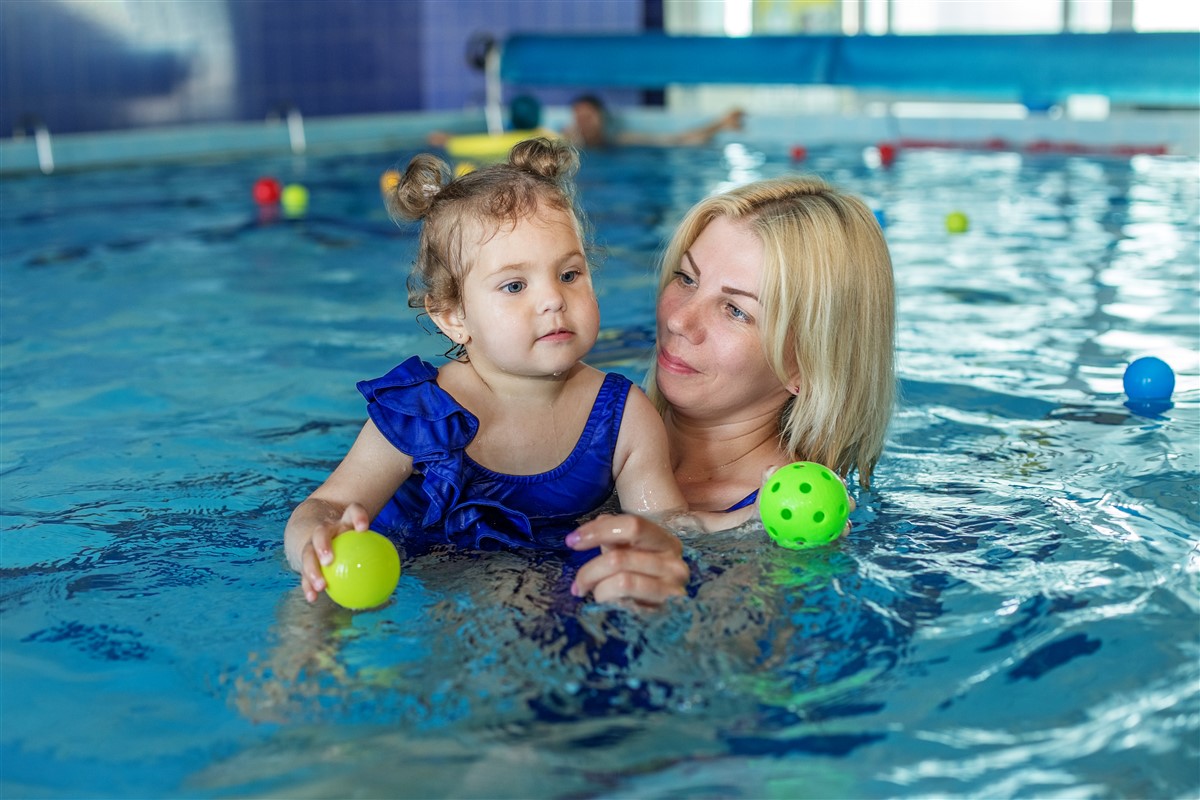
[298,503,371,603]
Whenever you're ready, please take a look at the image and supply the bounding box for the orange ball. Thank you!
[379,169,400,195]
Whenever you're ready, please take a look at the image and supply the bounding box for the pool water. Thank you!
[1,139,1197,798]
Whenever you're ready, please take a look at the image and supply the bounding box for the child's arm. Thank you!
[568,388,699,607]
[610,387,688,520]
[284,419,413,603]
[610,387,741,532]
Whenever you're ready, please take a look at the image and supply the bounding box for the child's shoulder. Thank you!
[571,363,636,397]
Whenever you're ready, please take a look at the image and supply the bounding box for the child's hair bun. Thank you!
[388,153,452,221]
[508,137,579,184]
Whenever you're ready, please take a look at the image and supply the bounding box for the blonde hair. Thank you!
[386,137,586,358]
[647,176,895,489]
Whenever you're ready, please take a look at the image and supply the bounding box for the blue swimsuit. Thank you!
[358,356,632,552]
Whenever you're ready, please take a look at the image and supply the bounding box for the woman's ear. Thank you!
[426,299,470,346]
[783,361,803,396]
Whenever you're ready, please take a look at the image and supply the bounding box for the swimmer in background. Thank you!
[564,94,745,150]
[427,94,744,152]
[285,137,726,604]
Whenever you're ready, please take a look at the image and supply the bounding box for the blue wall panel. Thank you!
[0,0,643,137]
[419,0,643,112]
[501,32,1200,107]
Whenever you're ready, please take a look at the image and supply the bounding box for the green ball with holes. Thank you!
[759,462,850,549]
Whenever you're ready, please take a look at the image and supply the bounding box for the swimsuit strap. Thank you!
[722,489,758,513]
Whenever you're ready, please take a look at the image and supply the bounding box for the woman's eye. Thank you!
[673,270,697,287]
[501,281,524,294]
[727,303,750,322]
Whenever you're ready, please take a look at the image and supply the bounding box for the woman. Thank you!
[567,176,896,605]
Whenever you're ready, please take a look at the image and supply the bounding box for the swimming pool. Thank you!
[2,135,1197,798]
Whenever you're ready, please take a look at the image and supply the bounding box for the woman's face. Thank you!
[655,215,792,422]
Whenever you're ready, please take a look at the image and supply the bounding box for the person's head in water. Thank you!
[569,94,608,149]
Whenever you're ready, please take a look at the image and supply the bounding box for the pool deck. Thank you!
[1,107,1196,175]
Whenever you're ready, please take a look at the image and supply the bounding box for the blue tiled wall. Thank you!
[0,0,644,137]
[419,0,645,111]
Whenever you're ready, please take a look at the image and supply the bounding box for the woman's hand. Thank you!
[566,513,691,607]
[286,500,372,603]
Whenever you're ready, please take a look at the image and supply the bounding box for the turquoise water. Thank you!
[1,140,1197,798]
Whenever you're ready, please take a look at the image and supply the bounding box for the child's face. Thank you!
[454,204,599,378]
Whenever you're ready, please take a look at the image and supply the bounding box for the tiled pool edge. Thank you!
[2,107,1196,175]
[0,110,484,175]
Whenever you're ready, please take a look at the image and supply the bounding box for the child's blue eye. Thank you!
[501,281,524,294]
[560,270,581,284]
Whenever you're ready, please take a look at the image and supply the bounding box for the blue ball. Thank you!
[1123,357,1175,402]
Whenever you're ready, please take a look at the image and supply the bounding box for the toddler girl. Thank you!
[284,138,692,603]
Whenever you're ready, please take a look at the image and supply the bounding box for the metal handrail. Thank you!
[15,115,54,174]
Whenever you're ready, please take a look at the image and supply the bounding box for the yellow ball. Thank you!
[379,169,400,195]
[281,183,309,217]
[320,530,400,610]
[946,211,969,234]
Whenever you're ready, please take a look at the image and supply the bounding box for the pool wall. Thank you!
[0,0,645,137]
[2,105,1196,176]
[501,32,1200,106]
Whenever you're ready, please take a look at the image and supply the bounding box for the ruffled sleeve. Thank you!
[357,356,479,529]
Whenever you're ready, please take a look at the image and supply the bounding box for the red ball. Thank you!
[877,143,897,167]
[790,145,807,162]
[252,177,282,206]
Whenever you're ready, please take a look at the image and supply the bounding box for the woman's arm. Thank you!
[569,461,857,607]
[284,419,413,603]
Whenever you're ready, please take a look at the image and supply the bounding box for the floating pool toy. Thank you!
[509,94,542,131]
[281,183,309,217]
[252,176,282,206]
[320,530,401,610]
[873,208,887,229]
[444,128,558,161]
[454,161,477,178]
[759,462,850,550]
[1123,356,1175,402]
[380,169,400,196]
[790,145,807,162]
[946,211,969,233]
